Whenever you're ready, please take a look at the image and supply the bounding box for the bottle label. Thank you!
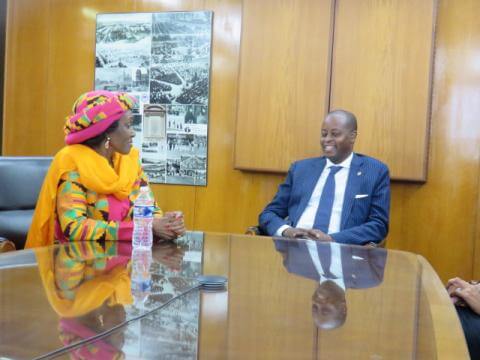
[134,205,154,218]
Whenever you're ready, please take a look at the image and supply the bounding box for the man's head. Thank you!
[321,110,357,164]
[311,280,347,330]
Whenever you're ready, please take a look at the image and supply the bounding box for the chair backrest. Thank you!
[0,157,52,249]
[0,157,52,210]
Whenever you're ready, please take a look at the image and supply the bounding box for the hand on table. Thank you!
[282,227,332,242]
[164,211,186,237]
[305,229,333,242]
[446,277,480,314]
[153,211,186,240]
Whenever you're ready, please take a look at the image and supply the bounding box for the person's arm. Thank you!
[330,165,390,245]
[57,171,134,241]
[259,163,296,236]
[136,163,186,239]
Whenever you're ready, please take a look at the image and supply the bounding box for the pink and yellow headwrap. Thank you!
[64,90,136,145]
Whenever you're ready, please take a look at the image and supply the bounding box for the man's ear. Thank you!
[349,130,357,143]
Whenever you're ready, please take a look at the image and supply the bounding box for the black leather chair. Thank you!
[0,157,52,249]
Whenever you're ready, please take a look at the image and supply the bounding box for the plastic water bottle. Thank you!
[131,248,152,307]
[132,186,154,248]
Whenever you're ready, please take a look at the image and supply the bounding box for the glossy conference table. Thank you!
[0,232,469,359]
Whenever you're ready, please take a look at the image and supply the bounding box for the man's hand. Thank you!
[305,229,333,242]
[447,277,480,314]
[282,227,310,238]
[282,227,333,241]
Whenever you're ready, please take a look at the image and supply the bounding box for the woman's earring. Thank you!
[105,137,111,149]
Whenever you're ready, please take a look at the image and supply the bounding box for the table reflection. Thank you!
[35,241,132,358]
[274,239,387,330]
[0,233,467,359]
[34,232,204,359]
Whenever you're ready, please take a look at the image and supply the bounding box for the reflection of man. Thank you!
[275,239,387,329]
[259,110,390,245]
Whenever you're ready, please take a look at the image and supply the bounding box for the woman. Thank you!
[25,90,185,248]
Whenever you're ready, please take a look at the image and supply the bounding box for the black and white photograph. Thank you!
[142,157,166,183]
[166,156,185,184]
[131,67,149,92]
[151,12,212,64]
[149,62,210,105]
[166,154,207,185]
[166,105,208,136]
[143,104,166,139]
[167,134,196,156]
[191,135,207,154]
[94,11,212,186]
[95,68,133,92]
[180,155,207,186]
[96,13,152,69]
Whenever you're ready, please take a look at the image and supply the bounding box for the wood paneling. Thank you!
[234,0,333,172]
[388,0,480,282]
[44,0,135,153]
[192,0,287,232]
[330,0,436,181]
[3,0,50,155]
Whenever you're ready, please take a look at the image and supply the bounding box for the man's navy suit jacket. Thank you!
[259,153,390,245]
[274,240,387,289]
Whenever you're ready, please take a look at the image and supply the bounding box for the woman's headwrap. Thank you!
[64,90,136,145]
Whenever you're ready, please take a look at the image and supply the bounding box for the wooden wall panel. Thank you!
[234,0,333,172]
[3,0,50,155]
[192,0,286,233]
[44,0,134,154]
[330,0,436,181]
[388,0,480,281]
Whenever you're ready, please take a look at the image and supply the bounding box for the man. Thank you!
[274,239,387,329]
[259,110,390,245]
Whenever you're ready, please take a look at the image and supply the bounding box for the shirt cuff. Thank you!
[275,225,291,237]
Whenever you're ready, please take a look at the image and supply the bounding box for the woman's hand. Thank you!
[152,212,185,240]
[447,277,480,314]
[164,211,186,237]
